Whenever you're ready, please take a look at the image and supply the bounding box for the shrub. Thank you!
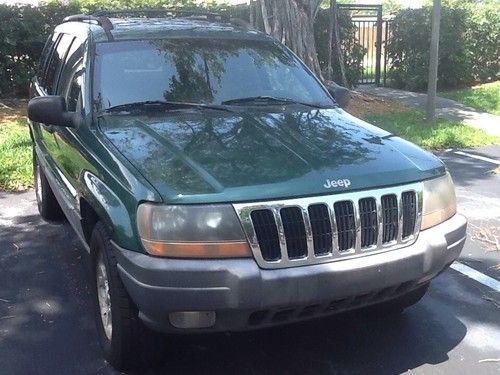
[467,1,500,83]
[387,3,499,91]
[0,4,79,97]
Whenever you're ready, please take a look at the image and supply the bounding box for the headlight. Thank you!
[136,203,251,258]
[421,172,457,230]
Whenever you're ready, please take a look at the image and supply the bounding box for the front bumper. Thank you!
[114,214,466,333]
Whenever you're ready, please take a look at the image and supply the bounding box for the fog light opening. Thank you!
[169,311,216,329]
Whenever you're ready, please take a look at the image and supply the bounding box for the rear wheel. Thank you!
[90,222,165,371]
[33,150,64,221]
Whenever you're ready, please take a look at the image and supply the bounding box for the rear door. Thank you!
[31,33,78,203]
[50,36,86,202]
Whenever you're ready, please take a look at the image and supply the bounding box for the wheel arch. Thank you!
[80,171,142,251]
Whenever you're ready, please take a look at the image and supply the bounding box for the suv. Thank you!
[27,10,467,370]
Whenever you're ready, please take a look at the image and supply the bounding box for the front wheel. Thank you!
[90,222,165,371]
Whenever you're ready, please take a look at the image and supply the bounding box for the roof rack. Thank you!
[92,8,231,22]
[62,9,241,41]
[62,14,115,40]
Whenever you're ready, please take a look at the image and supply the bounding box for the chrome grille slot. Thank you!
[280,207,308,259]
[235,182,423,269]
[308,204,332,255]
[250,209,281,261]
[381,194,398,243]
[402,191,417,238]
[359,198,378,248]
[334,201,356,251]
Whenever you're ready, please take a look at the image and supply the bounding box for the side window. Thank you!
[58,38,85,112]
[37,33,58,79]
[43,34,75,94]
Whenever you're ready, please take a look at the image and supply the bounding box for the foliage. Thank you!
[314,7,365,87]
[382,0,402,15]
[365,110,500,149]
[387,3,499,91]
[439,81,500,116]
[0,3,80,97]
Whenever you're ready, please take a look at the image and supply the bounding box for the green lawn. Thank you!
[0,117,33,191]
[365,110,500,149]
[439,81,500,116]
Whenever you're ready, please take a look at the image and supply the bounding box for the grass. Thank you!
[439,81,500,116]
[365,109,500,149]
[0,110,33,191]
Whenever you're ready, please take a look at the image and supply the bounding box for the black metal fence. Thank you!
[338,4,392,86]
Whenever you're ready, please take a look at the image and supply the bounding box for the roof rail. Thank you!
[61,9,240,41]
[62,13,115,41]
[92,8,231,22]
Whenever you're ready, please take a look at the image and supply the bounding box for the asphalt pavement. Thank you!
[0,146,499,375]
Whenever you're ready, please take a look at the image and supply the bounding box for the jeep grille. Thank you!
[233,183,423,269]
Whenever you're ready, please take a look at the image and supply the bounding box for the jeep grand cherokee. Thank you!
[27,10,467,370]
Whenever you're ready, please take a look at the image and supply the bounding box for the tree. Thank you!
[382,0,403,15]
[327,0,347,86]
[255,0,323,79]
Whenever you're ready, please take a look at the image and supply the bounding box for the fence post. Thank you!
[374,5,383,85]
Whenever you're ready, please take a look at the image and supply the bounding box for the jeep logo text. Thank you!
[323,178,351,189]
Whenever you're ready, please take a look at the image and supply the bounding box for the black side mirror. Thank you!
[28,96,75,128]
[324,81,351,109]
[332,86,351,109]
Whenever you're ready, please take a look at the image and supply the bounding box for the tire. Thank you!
[367,283,430,315]
[90,222,165,371]
[33,150,64,221]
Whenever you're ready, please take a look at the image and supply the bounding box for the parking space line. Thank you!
[454,151,500,165]
[451,262,500,292]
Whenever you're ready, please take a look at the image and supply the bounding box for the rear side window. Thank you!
[43,34,75,94]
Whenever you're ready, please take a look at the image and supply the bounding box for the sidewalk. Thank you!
[357,86,500,137]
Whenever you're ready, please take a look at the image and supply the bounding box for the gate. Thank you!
[338,4,392,86]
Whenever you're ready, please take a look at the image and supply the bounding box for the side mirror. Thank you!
[324,81,351,109]
[332,86,351,109]
[27,96,74,128]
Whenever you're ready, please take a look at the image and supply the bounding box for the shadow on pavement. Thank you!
[437,151,498,192]
[135,298,466,375]
[0,195,111,374]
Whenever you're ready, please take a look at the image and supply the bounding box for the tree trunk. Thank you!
[327,0,334,80]
[257,0,323,80]
[331,0,348,87]
[426,0,441,123]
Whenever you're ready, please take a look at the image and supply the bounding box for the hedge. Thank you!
[387,2,499,91]
[0,4,81,97]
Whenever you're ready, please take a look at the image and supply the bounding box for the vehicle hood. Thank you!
[99,107,445,204]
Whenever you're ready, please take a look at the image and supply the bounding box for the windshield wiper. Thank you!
[221,96,325,108]
[102,100,232,113]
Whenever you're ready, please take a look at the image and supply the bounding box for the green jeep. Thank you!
[27,10,467,370]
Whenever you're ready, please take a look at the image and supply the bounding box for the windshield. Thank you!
[93,38,335,110]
